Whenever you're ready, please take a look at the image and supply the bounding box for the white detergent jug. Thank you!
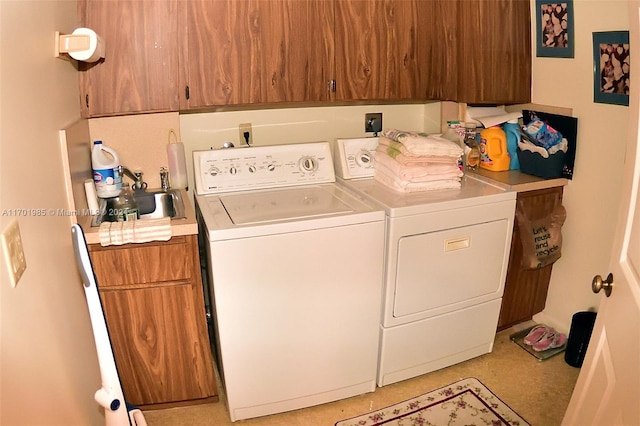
[91,140,122,198]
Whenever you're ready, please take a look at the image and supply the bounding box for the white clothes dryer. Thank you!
[194,142,385,421]
[333,137,516,387]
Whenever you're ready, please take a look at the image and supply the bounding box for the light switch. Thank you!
[2,219,27,287]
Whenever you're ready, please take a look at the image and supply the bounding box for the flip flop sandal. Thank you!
[533,330,567,352]
[523,324,550,345]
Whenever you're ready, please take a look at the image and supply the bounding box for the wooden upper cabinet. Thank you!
[334,0,431,101]
[419,0,460,101]
[78,0,531,114]
[78,0,180,117]
[181,0,335,109]
[456,0,531,104]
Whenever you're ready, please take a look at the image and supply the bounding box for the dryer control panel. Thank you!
[194,142,335,195]
[333,137,379,180]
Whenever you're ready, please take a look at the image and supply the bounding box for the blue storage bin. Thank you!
[517,149,566,179]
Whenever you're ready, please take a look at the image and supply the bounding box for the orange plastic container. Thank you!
[479,127,510,171]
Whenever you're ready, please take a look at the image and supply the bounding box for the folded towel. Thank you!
[375,147,463,181]
[98,223,111,246]
[108,222,124,245]
[378,137,461,165]
[99,217,172,246]
[381,129,463,157]
[374,159,461,192]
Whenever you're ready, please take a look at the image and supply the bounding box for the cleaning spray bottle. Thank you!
[166,129,188,190]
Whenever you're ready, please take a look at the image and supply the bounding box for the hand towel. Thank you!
[381,129,463,157]
[99,217,172,246]
[378,137,461,165]
[375,148,463,181]
[374,159,461,192]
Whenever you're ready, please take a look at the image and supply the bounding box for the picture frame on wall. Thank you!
[535,1,574,58]
[592,31,630,106]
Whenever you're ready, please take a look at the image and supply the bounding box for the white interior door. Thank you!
[562,2,640,423]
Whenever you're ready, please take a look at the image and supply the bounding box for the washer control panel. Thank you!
[333,137,379,179]
[193,142,335,195]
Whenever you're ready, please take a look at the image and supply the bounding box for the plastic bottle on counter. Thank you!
[92,140,122,198]
[167,129,188,189]
[479,126,510,172]
[463,122,480,171]
[114,183,139,221]
[503,119,521,170]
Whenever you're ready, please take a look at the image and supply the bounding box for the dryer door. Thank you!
[393,218,510,319]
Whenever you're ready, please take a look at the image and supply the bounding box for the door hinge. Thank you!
[185,85,190,100]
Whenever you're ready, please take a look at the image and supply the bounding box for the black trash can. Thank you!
[564,311,597,368]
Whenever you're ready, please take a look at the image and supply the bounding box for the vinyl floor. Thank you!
[144,323,580,426]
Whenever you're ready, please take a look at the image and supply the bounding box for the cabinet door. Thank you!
[78,0,181,117]
[101,284,216,405]
[456,0,531,104]
[421,0,460,101]
[181,0,334,108]
[334,0,433,101]
[89,236,216,406]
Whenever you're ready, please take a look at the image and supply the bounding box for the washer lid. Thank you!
[220,186,352,225]
[196,183,385,241]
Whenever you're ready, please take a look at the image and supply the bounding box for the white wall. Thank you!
[180,103,442,151]
[179,103,442,195]
[0,1,103,424]
[87,104,442,194]
[531,1,629,331]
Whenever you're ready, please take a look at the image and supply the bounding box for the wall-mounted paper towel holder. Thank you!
[55,28,105,63]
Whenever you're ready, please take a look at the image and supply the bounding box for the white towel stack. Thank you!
[98,217,172,246]
[375,130,464,192]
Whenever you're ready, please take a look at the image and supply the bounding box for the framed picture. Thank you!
[593,31,630,106]
[535,1,574,58]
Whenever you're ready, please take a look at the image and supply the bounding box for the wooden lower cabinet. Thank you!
[497,186,564,331]
[88,235,217,406]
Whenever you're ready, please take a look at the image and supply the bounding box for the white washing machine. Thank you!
[333,137,516,387]
[193,142,385,422]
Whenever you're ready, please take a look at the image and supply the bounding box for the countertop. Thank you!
[76,173,563,245]
[79,188,198,246]
[467,168,569,192]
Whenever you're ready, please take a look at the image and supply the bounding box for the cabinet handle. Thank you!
[85,94,89,108]
[185,85,190,100]
[327,79,336,93]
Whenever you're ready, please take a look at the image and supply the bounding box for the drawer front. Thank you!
[89,236,193,287]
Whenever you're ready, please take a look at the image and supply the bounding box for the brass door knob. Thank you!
[592,273,614,297]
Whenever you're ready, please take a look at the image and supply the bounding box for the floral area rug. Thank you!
[335,377,529,426]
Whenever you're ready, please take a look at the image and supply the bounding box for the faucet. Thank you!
[119,166,147,191]
[160,167,170,191]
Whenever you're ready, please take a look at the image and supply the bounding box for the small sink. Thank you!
[137,189,186,220]
[92,188,186,226]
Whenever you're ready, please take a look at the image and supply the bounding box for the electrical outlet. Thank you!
[2,219,27,288]
[239,123,253,146]
[365,113,383,134]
